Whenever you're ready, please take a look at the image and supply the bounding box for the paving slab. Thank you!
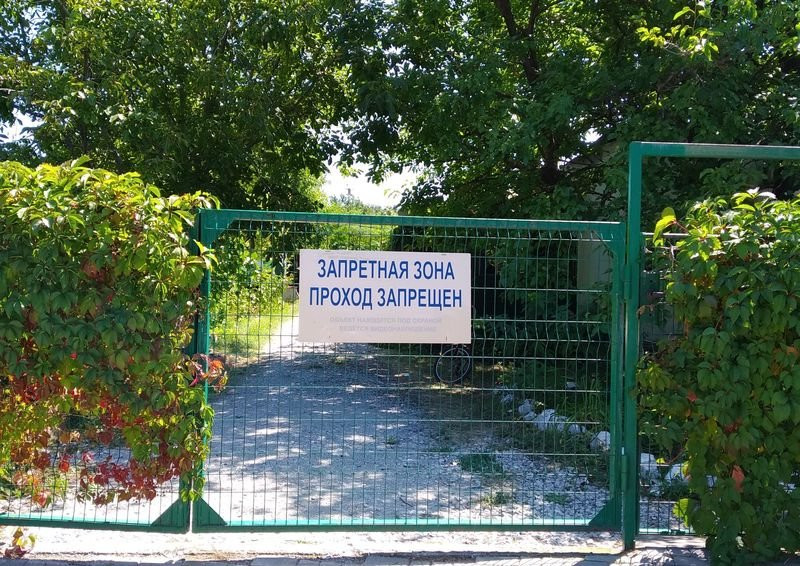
[253,559,301,566]
[363,557,410,566]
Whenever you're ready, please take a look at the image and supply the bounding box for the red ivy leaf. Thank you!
[732,465,745,493]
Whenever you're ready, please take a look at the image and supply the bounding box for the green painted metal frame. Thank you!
[0,511,189,533]
[623,142,800,549]
[0,486,189,532]
[193,209,627,533]
[196,208,627,248]
[193,521,609,533]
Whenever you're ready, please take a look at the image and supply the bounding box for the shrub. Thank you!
[639,190,800,563]
[0,159,220,505]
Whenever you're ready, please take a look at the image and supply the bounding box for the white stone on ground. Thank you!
[639,453,659,479]
[567,423,586,435]
[665,463,687,484]
[589,431,611,451]
[531,409,557,430]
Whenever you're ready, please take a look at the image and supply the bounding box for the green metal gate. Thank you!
[624,142,800,545]
[192,210,626,532]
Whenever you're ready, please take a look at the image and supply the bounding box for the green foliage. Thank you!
[0,159,219,505]
[6,1,800,220]
[543,492,569,506]
[639,190,800,563]
[211,232,286,308]
[323,194,396,217]
[343,0,800,221]
[481,490,512,506]
[209,231,289,362]
[318,194,397,251]
[0,0,352,208]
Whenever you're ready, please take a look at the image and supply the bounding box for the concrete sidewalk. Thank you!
[0,527,709,565]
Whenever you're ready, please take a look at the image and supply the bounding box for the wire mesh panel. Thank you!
[636,234,694,535]
[195,211,625,531]
[0,419,187,531]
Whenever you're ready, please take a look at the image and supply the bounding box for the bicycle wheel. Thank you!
[435,346,472,384]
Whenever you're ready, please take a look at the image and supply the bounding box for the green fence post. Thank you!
[607,225,626,531]
[623,142,644,550]
[191,209,214,531]
[197,209,213,363]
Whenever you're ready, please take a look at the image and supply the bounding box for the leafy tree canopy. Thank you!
[0,0,369,209]
[3,1,800,219]
[343,0,800,221]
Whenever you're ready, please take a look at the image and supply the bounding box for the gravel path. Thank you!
[200,318,610,527]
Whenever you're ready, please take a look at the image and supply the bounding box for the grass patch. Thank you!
[458,453,504,476]
[481,491,513,506]
[544,492,570,505]
[210,301,297,366]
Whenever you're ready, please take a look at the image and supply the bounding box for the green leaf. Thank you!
[653,207,677,245]
[673,498,691,527]
[773,402,790,424]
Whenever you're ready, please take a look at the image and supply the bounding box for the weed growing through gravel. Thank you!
[458,454,504,476]
[481,491,513,506]
[544,492,570,505]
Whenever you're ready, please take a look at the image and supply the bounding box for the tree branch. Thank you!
[494,0,539,83]
[493,0,518,36]
[526,0,540,34]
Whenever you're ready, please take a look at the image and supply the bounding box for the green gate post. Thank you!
[624,141,800,549]
[623,143,644,550]
[191,209,217,529]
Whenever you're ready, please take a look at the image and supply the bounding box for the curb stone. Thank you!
[0,553,707,566]
[363,558,411,566]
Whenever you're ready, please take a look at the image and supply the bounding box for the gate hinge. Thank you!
[620,272,627,301]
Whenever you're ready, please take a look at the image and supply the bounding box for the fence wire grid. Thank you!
[195,211,625,530]
[637,233,694,535]
[0,420,186,531]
